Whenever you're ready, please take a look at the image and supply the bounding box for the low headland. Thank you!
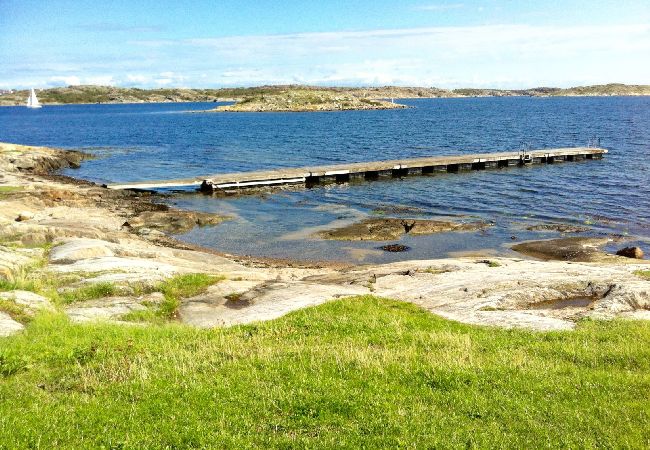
[2,83,650,108]
[1,142,649,446]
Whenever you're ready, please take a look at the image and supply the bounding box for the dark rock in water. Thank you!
[526,223,590,233]
[511,237,615,262]
[616,246,644,259]
[378,244,410,252]
[127,210,225,234]
[317,217,490,241]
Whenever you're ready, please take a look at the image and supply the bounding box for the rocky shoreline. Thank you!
[1,142,649,336]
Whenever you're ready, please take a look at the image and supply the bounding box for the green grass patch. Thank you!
[121,273,224,323]
[59,282,119,304]
[0,296,649,448]
[0,299,32,324]
[156,273,224,320]
[634,270,650,280]
[0,185,22,197]
[158,273,223,299]
[422,267,453,275]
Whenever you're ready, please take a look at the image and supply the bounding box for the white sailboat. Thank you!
[26,88,42,108]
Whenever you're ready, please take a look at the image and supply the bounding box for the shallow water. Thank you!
[1,97,648,263]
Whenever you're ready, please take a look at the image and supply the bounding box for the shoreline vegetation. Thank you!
[1,83,650,108]
[0,142,649,446]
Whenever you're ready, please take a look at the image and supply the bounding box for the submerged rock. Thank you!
[511,237,616,262]
[526,223,590,233]
[127,210,225,234]
[316,217,490,241]
[378,244,410,252]
[616,246,644,259]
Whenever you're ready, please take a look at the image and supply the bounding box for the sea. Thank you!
[1,97,648,263]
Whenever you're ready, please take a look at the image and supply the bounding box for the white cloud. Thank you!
[48,75,81,86]
[46,75,116,87]
[126,74,149,83]
[5,24,650,88]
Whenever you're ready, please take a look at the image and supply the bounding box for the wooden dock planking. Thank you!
[105,147,607,192]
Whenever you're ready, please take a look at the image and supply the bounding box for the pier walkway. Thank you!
[105,147,607,192]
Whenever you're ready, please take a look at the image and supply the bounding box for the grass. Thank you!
[634,270,650,280]
[0,251,224,324]
[0,256,223,324]
[0,185,22,197]
[58,281,119,303]
[422,267,453,275]
[0,299,31,324]
[122,273,224,323]
[0,295,648,448]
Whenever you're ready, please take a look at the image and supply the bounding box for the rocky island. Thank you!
[207,88,407,112]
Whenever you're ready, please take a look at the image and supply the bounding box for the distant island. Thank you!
[1,83,650,108]
[208,88,406,112]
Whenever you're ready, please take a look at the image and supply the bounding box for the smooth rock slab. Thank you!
[180,281,368,328]
[49,238,115,264]
[0,290,54,312]
[0,312,24,337]
[64,293,163,323]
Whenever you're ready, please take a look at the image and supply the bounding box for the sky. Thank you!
[1,0,649,89]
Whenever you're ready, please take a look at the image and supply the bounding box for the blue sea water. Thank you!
[1,97,648,263]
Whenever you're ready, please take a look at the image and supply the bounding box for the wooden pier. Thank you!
[105,147,607,193]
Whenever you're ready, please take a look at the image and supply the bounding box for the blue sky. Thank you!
[1,0,649,89]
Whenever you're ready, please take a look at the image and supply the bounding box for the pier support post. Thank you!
[305,175,320,187]
[392,168,409,177]
[200,180,214,194]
